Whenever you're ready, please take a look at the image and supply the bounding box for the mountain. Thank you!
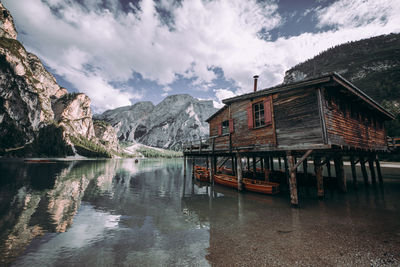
[95,94,218,150]
[0,3,120,157]
[283,33,400,136]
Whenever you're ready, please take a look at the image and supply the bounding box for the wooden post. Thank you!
[270,157,274,171]
[360,156,369,186]
[209,157,214,183]
[350,156,358,188]
[334,157,347,192]
[252,156,257,179]
[303,159,308,183]
[326,157,332,179]
[375,155,383,183]
[260,156,264,170]
[284,156,289,184]
[191,157,195,179]
[237,154,243,191]
[246,156,250,172]
[278,157,282,170]
[287,152,299,207]
[183,156,187,179]
[368,157,377,185]
[314,157,324,199]
[265,156,270,169]
[231,156,236,176]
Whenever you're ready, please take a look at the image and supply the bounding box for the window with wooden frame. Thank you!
[247,97,272,129]
[218,119,234,135]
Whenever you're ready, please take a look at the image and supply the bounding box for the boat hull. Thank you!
[214,174,279,195]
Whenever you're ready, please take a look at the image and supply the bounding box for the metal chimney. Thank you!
[253,75,259,92]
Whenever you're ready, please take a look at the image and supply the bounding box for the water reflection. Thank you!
[0,159,399,266]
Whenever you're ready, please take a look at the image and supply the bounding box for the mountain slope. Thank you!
[96,94,218,150]
[0,3,120,157]
[284,33,400,102]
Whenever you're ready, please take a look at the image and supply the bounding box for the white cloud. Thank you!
[214,88,236,106]
[2,0,400,112]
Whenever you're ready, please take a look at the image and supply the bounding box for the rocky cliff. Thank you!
[96,94,218,150]
[0,3,120,157]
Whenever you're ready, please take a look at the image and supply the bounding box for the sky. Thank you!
[3,0,400,113]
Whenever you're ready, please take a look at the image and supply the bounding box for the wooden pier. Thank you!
[183,73,395,207]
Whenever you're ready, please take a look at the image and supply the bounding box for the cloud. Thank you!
[2,0,400,112]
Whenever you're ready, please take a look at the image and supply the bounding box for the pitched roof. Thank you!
[207,73,394,122]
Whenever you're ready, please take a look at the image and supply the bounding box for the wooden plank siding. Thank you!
[209,96,276,150]
[322,87,387,151]
[274,87,324,148]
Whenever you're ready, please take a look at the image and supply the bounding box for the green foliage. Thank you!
[137,147,182,158]
[69,135,112,158]
[34,124,73,157]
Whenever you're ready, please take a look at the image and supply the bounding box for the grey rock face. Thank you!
[0,3,17,39]
[0,4,120,155]
[97,94,218,150]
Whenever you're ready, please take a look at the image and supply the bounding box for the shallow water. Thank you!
[0,158,399,266]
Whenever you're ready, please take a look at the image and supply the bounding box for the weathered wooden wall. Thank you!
[231,96,276,148]
[274,87,324,148]
[322,87,387,150]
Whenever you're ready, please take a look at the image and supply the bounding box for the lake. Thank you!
[0,158,399,266]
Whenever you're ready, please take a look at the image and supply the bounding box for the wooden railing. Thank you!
[387,136,400,150]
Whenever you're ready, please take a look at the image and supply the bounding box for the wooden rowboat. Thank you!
[194,166,210,182]
[24,159,57,163]
[214,173,280,195]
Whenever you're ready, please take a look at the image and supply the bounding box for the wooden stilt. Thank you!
[191,157,195,179]
[237,154,243,191]
[183,156,187,178]
[326,157,332,179]
[284,156,289,184]
[278,157,282,170]
[314,157,324,199]
[375,155,383,183]
[350,156,358,188]
[209,157,214,183]
[368,157,377,185]
[334,157,347,192]
[260,156,264,170]
[287,152,299,207]
[265,156,270,169]
[252,156,257,179]
[360,156,369,186]
[270,157,274,171]
[303,159,308,183]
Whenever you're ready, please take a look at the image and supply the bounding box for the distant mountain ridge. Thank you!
[95,94,218,150]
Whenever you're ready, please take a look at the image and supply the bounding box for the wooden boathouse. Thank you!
[183,73,395,207]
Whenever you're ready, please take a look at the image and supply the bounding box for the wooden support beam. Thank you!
[247,156,250,172]
[232,156,236,176]
[287,152,299,207]
[290,149,313,172]
[253,157,257,179]
[314,156,324,199]
[303,159,308,182]
[209,157,214,183]
[334,157,347,192]
[191,157,195,179]
[368,157,377,185]
[375,155,383,183]
[278,157,282,170]
[284,156,289,184]
[350,156,358,188]
[270,157,274,171]
[260,156,264,170]
[326,157,332,179]
[183,156,187,179]
[265,156,270,169]
[217,157,229,169]
[237,154,243,191]
[360,156,369,186]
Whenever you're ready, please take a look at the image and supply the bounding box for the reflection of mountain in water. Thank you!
[0,160,119,264]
